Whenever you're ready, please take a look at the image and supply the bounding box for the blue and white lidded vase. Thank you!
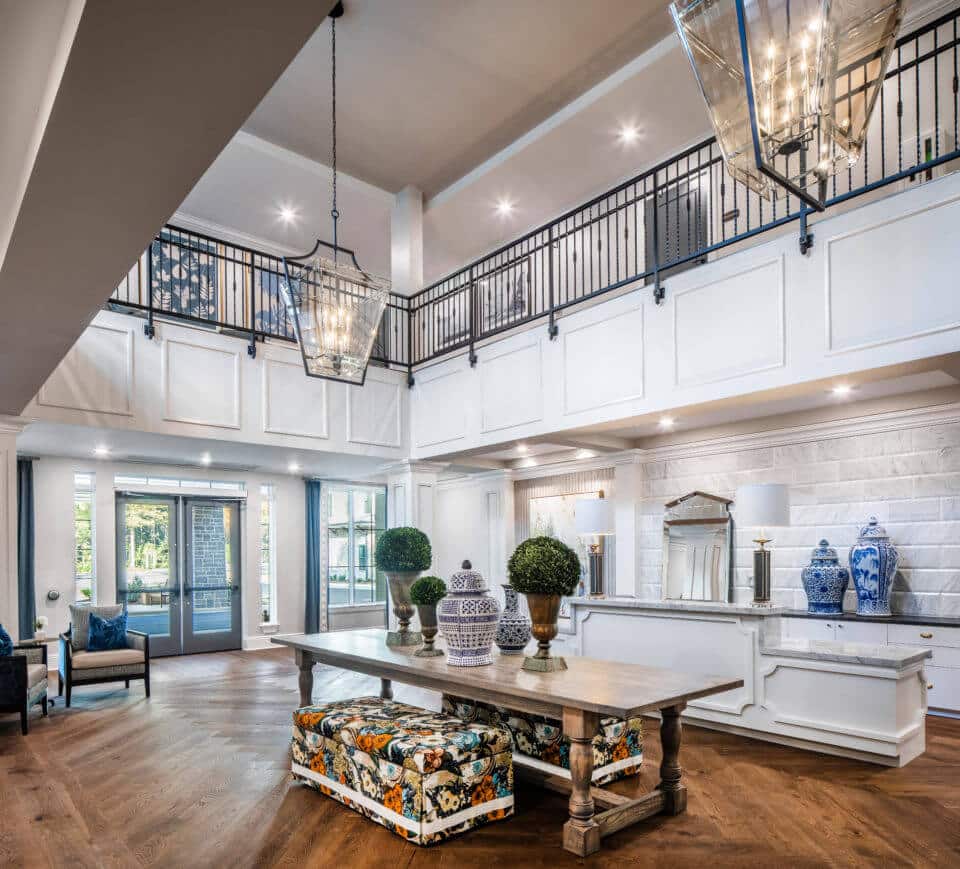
[801,539,849,615]
[437,560,500,666]
[849,517,899,618]
[495,584,532,655]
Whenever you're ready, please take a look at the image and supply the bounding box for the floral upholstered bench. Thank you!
[442,694,643,785]
[292,696,514,845]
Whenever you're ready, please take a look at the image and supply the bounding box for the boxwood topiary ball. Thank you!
[507,536,581,597]
[410,575,447,606]
[375,526,432,573]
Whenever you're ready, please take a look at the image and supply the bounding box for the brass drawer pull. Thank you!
[927,683,934,690]
[920,632,933,639]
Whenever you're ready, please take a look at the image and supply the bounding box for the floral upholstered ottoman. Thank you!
[291,697,514,845]
[442,694,643,785]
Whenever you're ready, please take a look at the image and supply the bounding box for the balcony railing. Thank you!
[112,225,411,370]
[111,8,960,382]
[409,7,960,368]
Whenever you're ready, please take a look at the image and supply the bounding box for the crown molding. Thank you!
[379,460,449,477]
[0,414,32,435]
[436,469,515,491]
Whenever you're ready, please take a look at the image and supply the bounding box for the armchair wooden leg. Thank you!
[20,704,28,735]
[65,681,72,708]
[125,679,130,688]
[58,675,63,696]
[42,695,48,717]
[144,671,150,698]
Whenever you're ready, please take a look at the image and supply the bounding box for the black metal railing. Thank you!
[111,225,411,369]
[409,7,960,368]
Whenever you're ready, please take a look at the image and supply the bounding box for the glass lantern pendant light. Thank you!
[671,0,903,210]
[281,2,389,385]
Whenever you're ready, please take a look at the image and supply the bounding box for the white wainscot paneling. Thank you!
[481,338,542,433]
[38,324,133,416]
[347,373,402,448]
[413,368,467,448]
[262,357,328,439]
[563,306,643,414]
[827,194,960,352]
[162,338,240,428]
[674,257,784,387]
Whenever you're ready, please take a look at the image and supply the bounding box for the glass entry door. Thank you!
[116,494,242,657]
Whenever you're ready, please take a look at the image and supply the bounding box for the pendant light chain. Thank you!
[330,15,339,263]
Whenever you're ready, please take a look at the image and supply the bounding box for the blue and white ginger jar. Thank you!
[438,560,500,666]
[849,517,899,618]
[801,539,849,615]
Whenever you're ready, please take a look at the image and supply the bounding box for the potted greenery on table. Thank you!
[375,526,432,647]
[410,575,446,657]
[507,536,581,672]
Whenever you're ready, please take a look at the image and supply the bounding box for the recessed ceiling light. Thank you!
[200,453,212,466]
[93,445,110,457]
[278,204,298,225]
[831,384,853,397]
[577,449,595,459]
[288,461,301,473]
[516,443,528,454]
[495,198,515,218]
[618,123,640,145]
[658,417,675,430]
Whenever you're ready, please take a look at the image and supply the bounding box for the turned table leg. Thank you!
[296,649,315,708]
[659,703,687,815]
[562,707,601,856]
[380,678,393,700]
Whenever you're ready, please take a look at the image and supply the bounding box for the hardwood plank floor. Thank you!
[2,649,958,868]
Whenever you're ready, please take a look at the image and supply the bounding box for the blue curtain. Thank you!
[305,480,323,634]
[17,459,35,639]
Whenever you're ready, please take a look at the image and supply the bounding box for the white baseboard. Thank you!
[243,631,304,651]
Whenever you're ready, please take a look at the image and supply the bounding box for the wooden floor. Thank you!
[2,650,959,868]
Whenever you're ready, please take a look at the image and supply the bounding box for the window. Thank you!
[326,484,387,608]
[74,473,95,604]
[259,484,276,624]
[114,474,245,493]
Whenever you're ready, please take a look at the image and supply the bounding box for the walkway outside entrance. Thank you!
[116,494,242,656]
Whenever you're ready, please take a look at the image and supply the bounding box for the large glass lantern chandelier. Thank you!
[281,2,389,385]
[671,0,903,209]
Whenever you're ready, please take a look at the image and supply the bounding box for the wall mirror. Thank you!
[661,491,733,602]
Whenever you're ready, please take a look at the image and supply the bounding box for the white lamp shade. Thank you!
[575,498,615,536]
[734,484,790,528]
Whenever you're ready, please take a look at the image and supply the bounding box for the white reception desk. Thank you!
[562,598,931,767]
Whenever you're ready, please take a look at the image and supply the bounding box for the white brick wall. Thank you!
[634,411,960,617]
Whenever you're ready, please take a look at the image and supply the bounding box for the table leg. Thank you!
[380,678,393,700]
[562,707,601,856]
[659,703,687,815]
[296,649,314,708]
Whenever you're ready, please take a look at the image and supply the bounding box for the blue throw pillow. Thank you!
[87,610,128,652]
[0,623,12,656]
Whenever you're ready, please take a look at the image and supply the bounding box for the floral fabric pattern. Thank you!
[292,697,514,845]
[442,694,643,786]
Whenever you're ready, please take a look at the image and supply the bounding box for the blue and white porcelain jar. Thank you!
[849,517,899,618]
[438,560,500,667]
[495,584,532,656]
[801,539,849,614]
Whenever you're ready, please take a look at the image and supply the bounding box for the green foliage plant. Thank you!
[410,575,447,607]
[375,527,432,572]
[507,536,581,597]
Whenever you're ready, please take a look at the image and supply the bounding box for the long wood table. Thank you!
[273,629,742,857]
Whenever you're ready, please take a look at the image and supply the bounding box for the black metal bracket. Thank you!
[799,205,814,256]
[247,337,257,359]
[468,349,478,367]
[653,275,666,305]
[547,321,559,340]
[406,369,415,388]
[143,321,154,339]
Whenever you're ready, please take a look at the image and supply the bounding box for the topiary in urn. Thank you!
[375,527,432,647]
[410,575,446,657]
[507,536,581,673]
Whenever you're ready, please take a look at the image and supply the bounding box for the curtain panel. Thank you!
[305,480,323,634]
[17,458,35,640]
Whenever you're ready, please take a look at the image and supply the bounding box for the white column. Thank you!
[480,471,515,609]
[390,185,423,296]
[0,417,27,640]
[613,450,645,598]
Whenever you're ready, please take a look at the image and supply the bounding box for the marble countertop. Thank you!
[786,610,960,628]
[568,597,786,617]
[761,637,932,668]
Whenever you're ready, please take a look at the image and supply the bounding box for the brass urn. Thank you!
[523,592,567,672]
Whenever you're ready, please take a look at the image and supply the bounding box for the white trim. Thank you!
[261,356,329,439]
[244,630,303,651]
[513,751,642,783]
[292,763,514,836]
[161,337,241,430]
[479,336,543,434]
[346,369,403,448]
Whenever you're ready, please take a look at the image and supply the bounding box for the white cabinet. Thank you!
[783,617,886,644]
[835,621,888,644]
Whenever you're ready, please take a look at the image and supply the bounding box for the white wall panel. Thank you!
[826,194,960,352]
[162,338,240,428]
[563,306,643,414]
[481,338,542,433]
[38,324,133,416]
[347,371,402,447]
[413,368,467,448]
[674,257,784,387]
[262,356,328,439]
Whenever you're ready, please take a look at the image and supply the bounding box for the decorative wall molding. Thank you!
[346,370,403,448]
[412,367,467,448]
[161,337,241,429]
[262,355,329,439]
[38,323,134,417]
[480,336,543,433]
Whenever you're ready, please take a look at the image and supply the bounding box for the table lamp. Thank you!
[575,493,615,597]
[733,484,790,605]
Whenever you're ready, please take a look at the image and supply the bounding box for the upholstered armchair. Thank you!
[0,642,49,734]
[59,605,150,707]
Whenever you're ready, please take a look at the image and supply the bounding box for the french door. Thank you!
[116,494,242,657]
